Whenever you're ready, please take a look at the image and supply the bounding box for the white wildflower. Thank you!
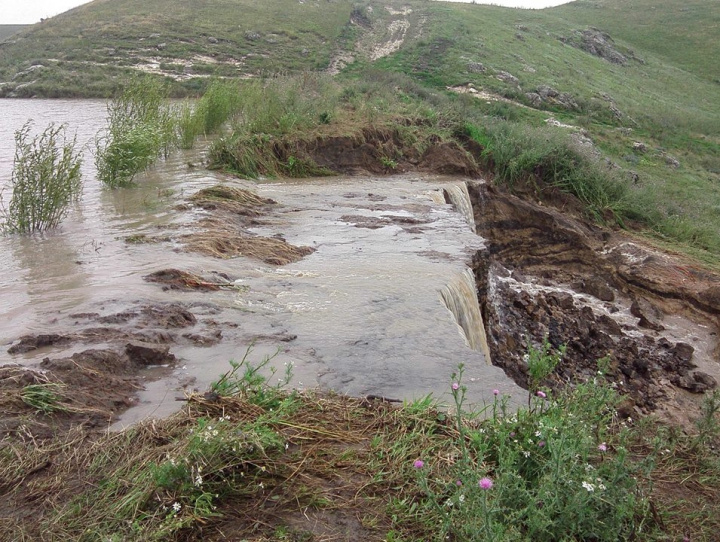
[582,481,595,492]
[172,502,181,512]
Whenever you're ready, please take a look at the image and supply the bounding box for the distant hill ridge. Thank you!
[0,0,718,99]
[0,25,29,43]
[0,1,719,266]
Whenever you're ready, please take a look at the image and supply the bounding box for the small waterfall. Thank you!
[441,268,491,364]
[444,182,476,233]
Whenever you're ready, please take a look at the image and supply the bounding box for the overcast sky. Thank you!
[3,0,574,25]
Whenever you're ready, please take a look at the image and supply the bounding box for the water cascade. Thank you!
[443,182,476,233]
[440,267,491,364]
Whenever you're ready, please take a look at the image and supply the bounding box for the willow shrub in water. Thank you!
[1,122,82,234]
[95,77,176,188]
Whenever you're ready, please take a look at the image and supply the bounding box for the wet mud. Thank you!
[4,155,720,441]
[467,182,720,426]
[181,184,315,265]
[272,127,479,177]
[1,300,225,438]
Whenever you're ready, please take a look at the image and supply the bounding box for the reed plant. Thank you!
[1,121,83,234]
[95,77,176,187]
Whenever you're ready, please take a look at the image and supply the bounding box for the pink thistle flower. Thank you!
[452,382,459,391]
[509,432,516,437]
[538,441,546,447]
[456,480,463,487]
[536,390,547,399]
[493,389,499,396]
[413,460,424,469]
[479,477,493,490]
[598,443,607,452]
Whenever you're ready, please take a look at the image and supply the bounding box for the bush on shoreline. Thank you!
[95,77,175,188]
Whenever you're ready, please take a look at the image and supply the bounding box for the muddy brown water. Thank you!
[1,100,525,430]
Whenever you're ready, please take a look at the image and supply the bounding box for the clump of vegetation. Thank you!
[1,121,83,234]
[207,71,462,179]
[95,77,176,187]
[20,383,68,414]
[463,121,629,221]
[411,359,644,541]
[178,79,243,149]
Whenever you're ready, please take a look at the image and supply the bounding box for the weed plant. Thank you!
[95,77,176,187]
[410,355,648,541]
[1,121,82,234]
[20,383,68,414]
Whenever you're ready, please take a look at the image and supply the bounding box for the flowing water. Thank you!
[0,100,525,428]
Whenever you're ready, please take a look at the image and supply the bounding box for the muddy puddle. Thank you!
[4,171,528,431]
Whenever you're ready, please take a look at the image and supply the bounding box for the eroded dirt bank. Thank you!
[467,182,720,426]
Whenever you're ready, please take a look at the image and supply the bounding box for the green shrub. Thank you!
[1,122,83,234]
[95,76,176,187]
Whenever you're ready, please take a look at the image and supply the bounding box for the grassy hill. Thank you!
[0,0,718,262]
[0,25,28,42]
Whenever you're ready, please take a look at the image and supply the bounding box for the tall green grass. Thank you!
[207,71,463,178]
[1,122,83,234]
[465,122,629,220]
[207,74,343,177]
[95,77,176,188]
[178,79,243,149]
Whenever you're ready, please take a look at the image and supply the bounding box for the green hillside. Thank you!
[554,0,720,83]
[0,25,28,42]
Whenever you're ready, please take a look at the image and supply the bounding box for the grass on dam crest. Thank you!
[3,348,720,541]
